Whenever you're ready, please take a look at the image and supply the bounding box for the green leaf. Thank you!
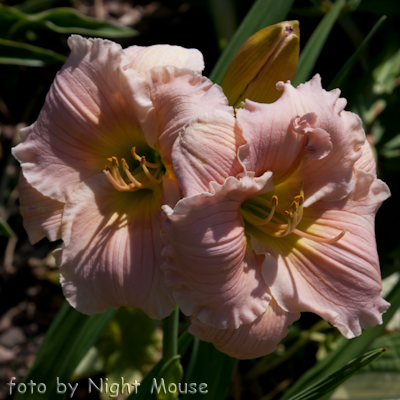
[209,0,294,83]
[292,0,346,87]
[13,302,115,400]
[329,16,387,90]
[125,331,193,400]
[15,0,61,13]
[281,278,400,400]
[126,355,181,400]
[287,348,386,400]
[0,4,137,39]
[181,339,237,400]
[0,37,66,66]
[208,0,237,51]
[364,332,400,372]
[0,216,16,238]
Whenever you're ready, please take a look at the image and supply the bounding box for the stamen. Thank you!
[104,169,137,192]
[121,158,153,189]
[131,147,160,169]
[292,229,346,244]
[141,162,163,185]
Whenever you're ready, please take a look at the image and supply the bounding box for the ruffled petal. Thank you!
[18,173,64,244]
[189,298,300,359]
[12,35,155,203]
[237,75,366,206]
[257,170,390,338]
[162,173,274,329]
[144,66,231,164]
[355,140,377,175]
[56,174,175,319]
[124,44,204,73]
[172,110,245,197]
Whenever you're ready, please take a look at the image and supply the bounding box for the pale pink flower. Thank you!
[12,35,231,319]
[162,75,391,359]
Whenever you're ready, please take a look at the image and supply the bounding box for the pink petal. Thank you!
[258,170,390,338]
[162,173,274,329]
[124,44,204,73]
[172,110,245,197]
[18,173,64,244]
[355,140,377,175]
[56,174,175,319]
[144,66,231,164]
[237,75,366,206]
[12,35,155,203]
[189,298,300,359]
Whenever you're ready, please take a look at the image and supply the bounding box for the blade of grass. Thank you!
[328,15,387,89]
[281,278,400,400]
[287,348,386,400]
[13,302,115,400]
[209,0,294,83]
[292,0,346,86]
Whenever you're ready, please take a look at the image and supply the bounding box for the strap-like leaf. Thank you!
[328,16,387,90]
[287,348,386,400]
[281,278,400,400]
[13,302,115,400]
[292,0,346,86]
[0,37,66,66]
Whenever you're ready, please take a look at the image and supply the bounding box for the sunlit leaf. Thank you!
[281,278,400,400]
[0,4,137,39]
[0,37,66,66]
[13,302,115,400]
[287,348,386,400]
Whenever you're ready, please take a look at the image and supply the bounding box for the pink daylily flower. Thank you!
[12,35,231,319]
[162,75,391,359]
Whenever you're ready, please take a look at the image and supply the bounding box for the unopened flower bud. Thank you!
[220,21,300,106]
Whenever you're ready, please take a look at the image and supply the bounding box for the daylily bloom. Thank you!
[12,35,231,319]
[162,75,391,359]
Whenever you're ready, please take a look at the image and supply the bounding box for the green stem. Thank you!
[162,306,179,360]
[245,319,330,380]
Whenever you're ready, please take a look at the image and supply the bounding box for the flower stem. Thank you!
[162,306,179,360]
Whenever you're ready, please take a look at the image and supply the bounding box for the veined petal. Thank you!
[56,174,175,319]
[258,169,390,338]
[236,100,306,180]
[189,298,300,359]
[144,66,231,162]
[355,140,377,175]
[124,44,204,73]
[18,173,64,244]
[12,35,155,203]
[172,110,245,197]
[237,75,366,206]
[162,173,274,329]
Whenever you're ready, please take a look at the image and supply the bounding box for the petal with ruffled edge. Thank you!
[237,75,366,207]
[257,169,390,338]
[172,110,245,197]
[124,44,204,74]
[18,173,64,244]
[12,35,155,204]
[189,298,300,359]
[143,67,231,163]
[55,174,176,319]
[162,173,274,329]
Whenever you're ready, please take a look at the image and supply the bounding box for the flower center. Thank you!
[104,147,164,192]
[241,186,345,244]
